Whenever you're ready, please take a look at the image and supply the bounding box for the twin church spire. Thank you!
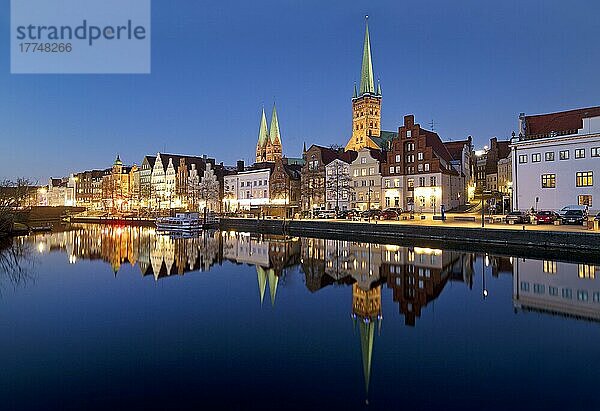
[256,103,283,163]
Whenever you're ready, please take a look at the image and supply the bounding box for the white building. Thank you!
[512,108,600,213]
[325,153,356,211]
[349,148,384,211]
[223,166,272,212]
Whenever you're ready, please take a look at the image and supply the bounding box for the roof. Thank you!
[370,130,397,150]
[307,145,341,166]
[142,155,156,168]
[285,157,306,166]
[283,163,302,180]
[359,18,376,96]
[523,106,600,139]
[443,140,470,161]
[257,108,269,147]
[156,153,211,173]
[422,129,453,163]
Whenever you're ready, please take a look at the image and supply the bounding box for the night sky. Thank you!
[1,0,599,182]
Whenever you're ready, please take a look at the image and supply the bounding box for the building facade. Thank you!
[349,148,384,210]
[381,115,464,213]
[325,151,357,211]
[511,107,600,212]
[223,165,273,213]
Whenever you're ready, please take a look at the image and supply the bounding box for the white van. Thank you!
[558,205,588,216]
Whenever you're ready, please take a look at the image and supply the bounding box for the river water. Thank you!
[1,224,599,410]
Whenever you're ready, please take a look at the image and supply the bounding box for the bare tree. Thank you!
[0,178,35,233]
[326,160,354,212]
[0,237,34,295]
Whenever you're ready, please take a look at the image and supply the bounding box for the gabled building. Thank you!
[345,18,397,152]
[349,148,385,210]
[269,157,302,218]
[301,145,344,212]
[381,115,464,213]
[325,150,358,211]
[443,137,474,201]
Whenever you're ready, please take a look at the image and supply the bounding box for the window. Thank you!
[389,166,395,174]
[532,153,541,163]
[562,289,572,299]
[418,164,423,172]
[578,195,592,207]
[395,154,401,162]
[545,152,555,161]
[559,150,569,160]
[430,176,437,186]
[353,169,359,177]
[576,171,593,187]
[520,282,530,292]
[575,149,585,159]
[405,142,414,151]
[419,177,426,186]
[369,167,374,175]
[518,154,527,164]
[407,178,414,190]
[406,130,412,138]
[417,152,424,161]
[361,168,367,176]
[592,147,600,157]
[385,179,390,188]
[541,174,556,188]
[406,154,415,163]
[361,157,367,164]
[543,260,557,273]
[578,264,595,279]
[424,163,430,171]
[394,179,400,188]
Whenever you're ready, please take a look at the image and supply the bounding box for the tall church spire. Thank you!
[269,103,281,144]
[359,16,375,95]
[258,107,269,148]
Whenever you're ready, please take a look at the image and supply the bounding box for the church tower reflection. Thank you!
[352,283,382,401]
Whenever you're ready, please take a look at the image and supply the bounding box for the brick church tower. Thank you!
[256,103,283,163]
[345,17,382,152]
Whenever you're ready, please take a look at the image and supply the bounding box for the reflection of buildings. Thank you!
[223,231,300,306]
[34,225,222,280]
[513,259,600,322]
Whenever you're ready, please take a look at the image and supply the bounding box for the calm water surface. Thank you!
[1,224,599,410]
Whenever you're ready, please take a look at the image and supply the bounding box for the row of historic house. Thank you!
[41,19,599,215]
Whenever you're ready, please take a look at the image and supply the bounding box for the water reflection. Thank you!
[513,258,600,321]
[23,224,600,404]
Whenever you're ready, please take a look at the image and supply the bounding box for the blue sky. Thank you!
[1,0,599,182]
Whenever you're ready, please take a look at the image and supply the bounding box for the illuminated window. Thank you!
[592,147,600,157]
[541,174,556,188]
[543,260,557,273]
[532,153,541,162]
[575,149,585,159]
[559,150,569,160]
[545,152,555,161]
[518,155,527,164]
[578,195,592,207]
[578,264,596,279]
[576,171,593,187]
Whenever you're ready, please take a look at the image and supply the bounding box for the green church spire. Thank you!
[269,103,281,144]
[258,107,269,148]
[359,16,375,95]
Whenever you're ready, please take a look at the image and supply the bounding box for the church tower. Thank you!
[256,103,283,163]
[267,103,282,162]
[345,17,382,152]
[256,107,269,163]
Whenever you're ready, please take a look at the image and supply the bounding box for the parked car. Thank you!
[316,210,336,219]
[336,209,350,219]
[505,211,530,224]
[380,208,401,220]
[535,210,559,224]
[595,212,600,221]
[561,210,585,225]
[362,209,381,220]
[558,205,588,216]
[346,209,362,220]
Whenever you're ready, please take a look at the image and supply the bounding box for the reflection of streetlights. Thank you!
[482,253,488,299]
